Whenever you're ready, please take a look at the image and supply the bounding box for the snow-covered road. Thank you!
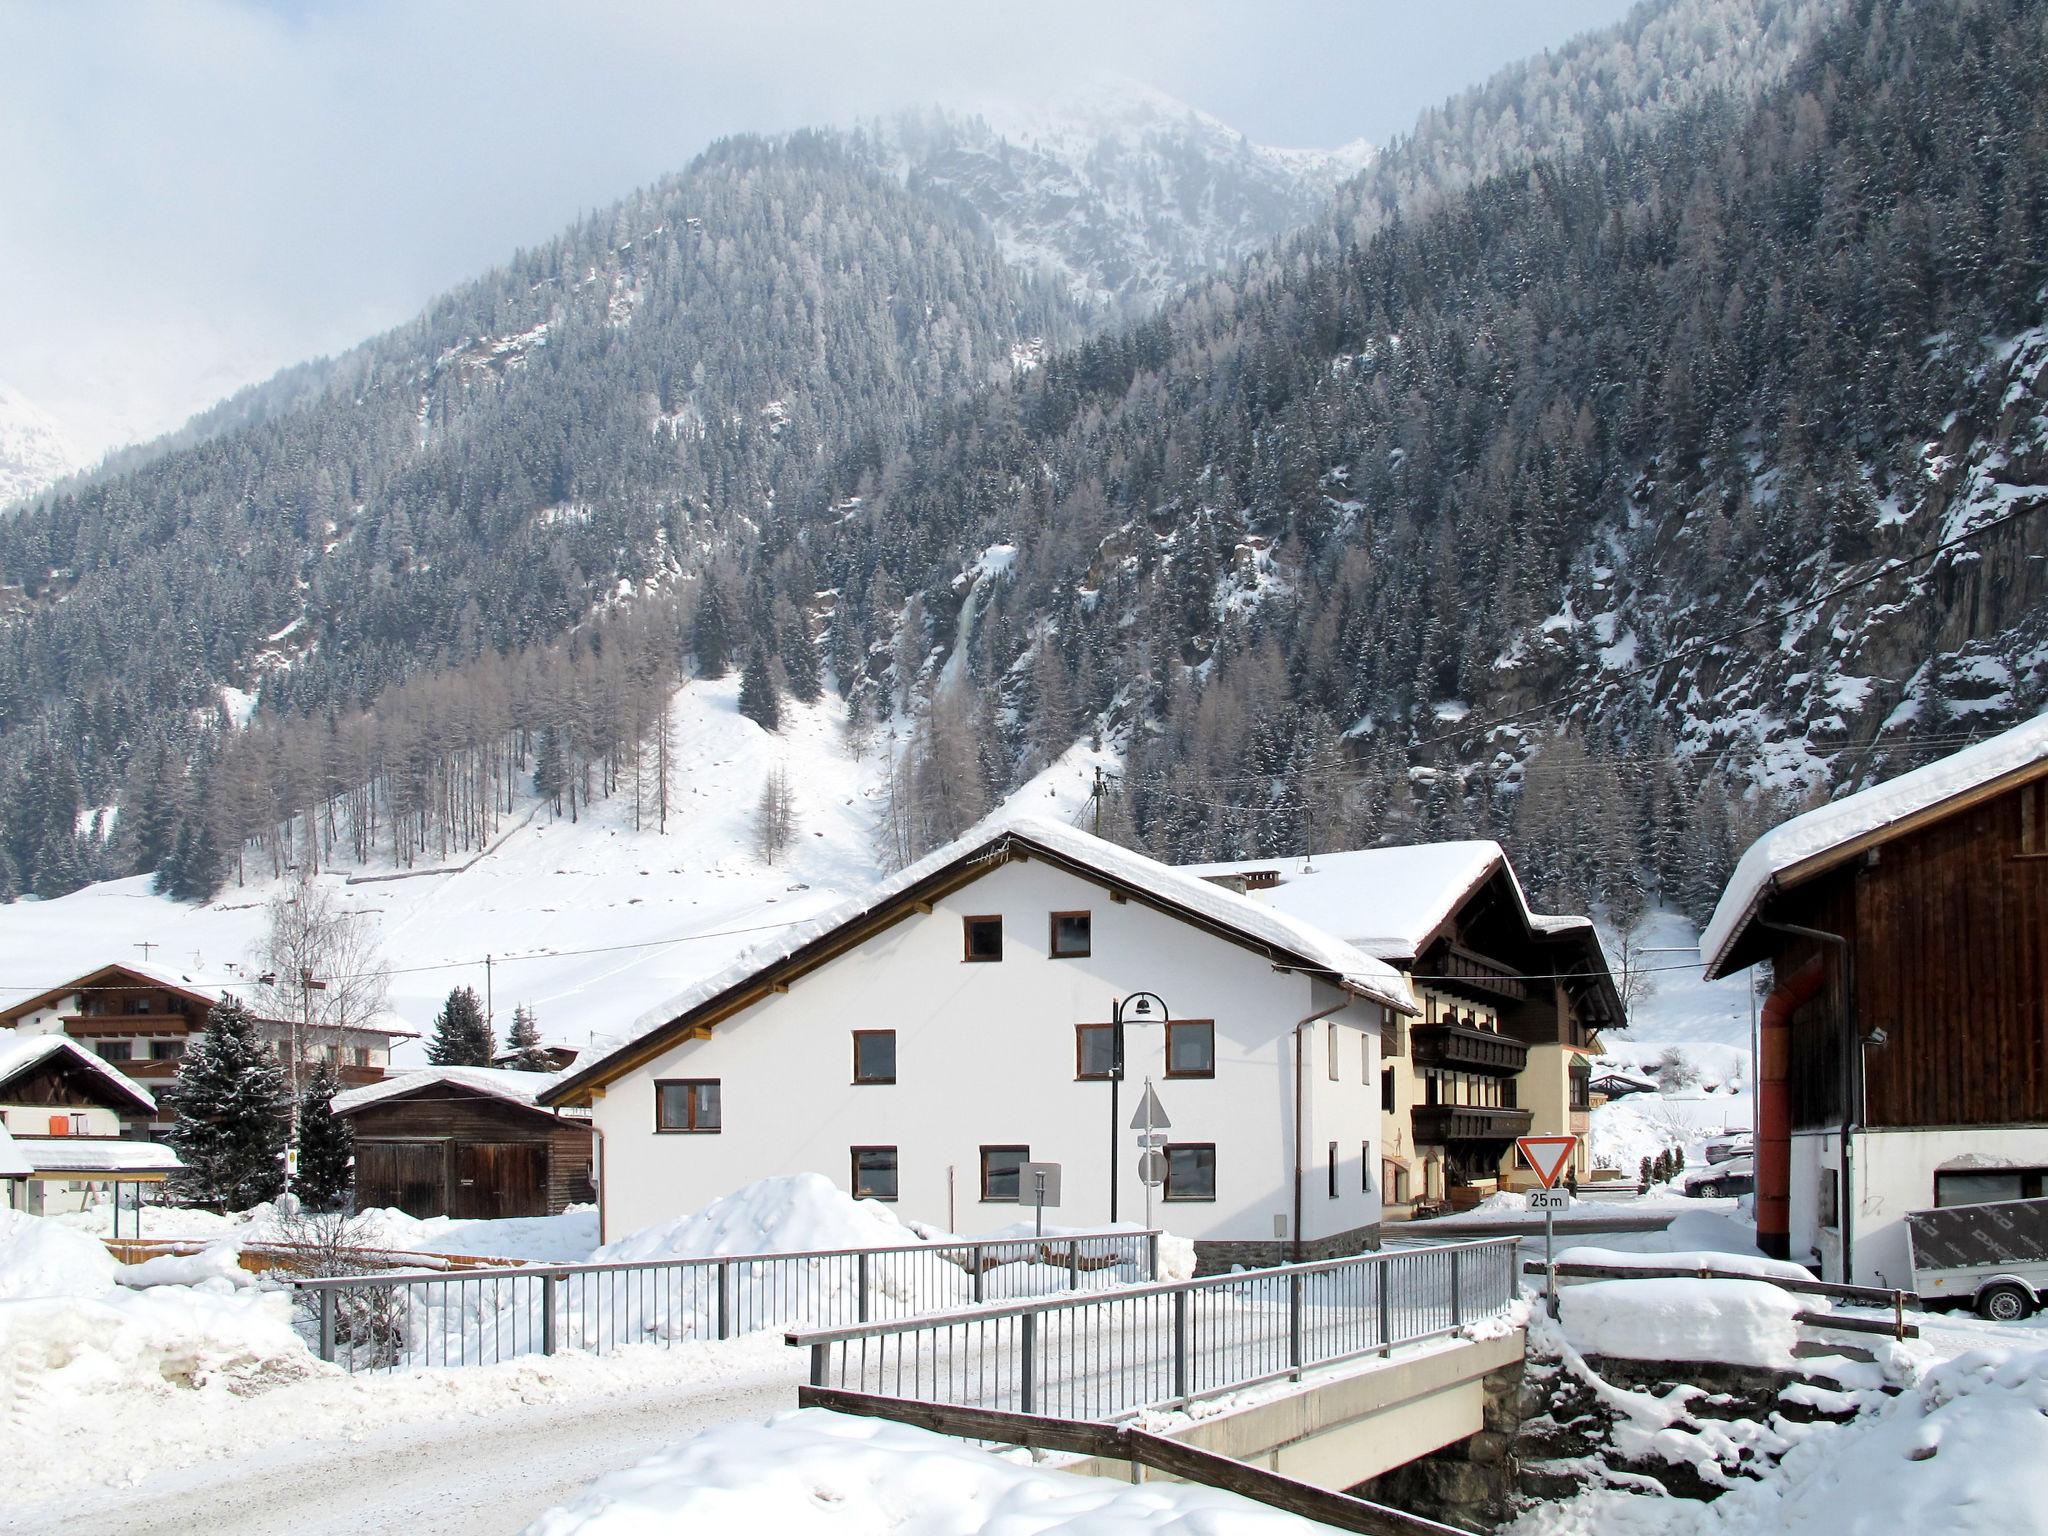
[4,1364,805,1536]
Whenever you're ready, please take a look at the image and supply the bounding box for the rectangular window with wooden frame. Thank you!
[655,1079,721,1133]
[851,1146,899,1202]
[1165,1019,1215,1078]
[1049,911,1092,958]
[1164,1143,1216,1201]
[852,1030,896,1084]
[1328,1140,1340,1198]
[1075,1023,1115,1080]
[963,915,1004,962]
[980,1144,1029,1201]
[1381,1065,1396,1113]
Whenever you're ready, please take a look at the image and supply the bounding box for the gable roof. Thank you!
[17,1138,184,1175]
[0,960,223,1028]
[1703,712,2048,977]
[543,814,1417,1109]
[0,1032,158,1114]
[331,1065,578,1119]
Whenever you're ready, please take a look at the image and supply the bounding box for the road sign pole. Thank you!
[1546,1203,1557,1316]
[1143,1077,1156,1232]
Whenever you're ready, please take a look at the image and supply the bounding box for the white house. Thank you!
[543,816,1418,1269]
[0,1033,178,1217]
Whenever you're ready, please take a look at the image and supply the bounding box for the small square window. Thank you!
[150,1039,185,1061]
[981,1144,1029,1201]
[853,1030,897,1084]
[963,915,1003,962]
[1050,911,1091,958]
[1164,1144,1215,1201]
[852,1146,899,1201]
[95,1040,132,1062]
[656,1079,721,1132]
[1075,1024,1116,1079]
[1165,1020,1214,1078]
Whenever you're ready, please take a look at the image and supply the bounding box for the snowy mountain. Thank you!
[0,387,82,509]
[873,82,1372,313]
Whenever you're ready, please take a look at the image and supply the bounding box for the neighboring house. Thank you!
[542,816,1417,1270]
[0,961,412,1131]
[0,1033,180,1216]
[1187,843,1623,1211]
[1589,1071,1659,1104]
[332,1067,595,1220]
[1702,712,2048,1287]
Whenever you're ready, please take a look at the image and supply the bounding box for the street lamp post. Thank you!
[1109,991,1168,1224]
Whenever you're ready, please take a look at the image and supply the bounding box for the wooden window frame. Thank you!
[1164,1019,1216,1079]
[1163,1142,1217,1202]
[1381,1064,1397,1113]
[1049,910,1092,959]
[851,1145,899,1202]
[654,1078,722,1133]
[852,1029,897,1085]
[1075,1023,1115,1080]
[962,915,1004,962]
[1328,1140,1340,1199]
[980,1144,1030,1202]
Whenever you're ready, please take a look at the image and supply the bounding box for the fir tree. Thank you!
[163,998,290,1211]
[780,607,822,704]
[693,573,734,679]
[504,1003,553,1072]
[532,725,567,812]
[738,644,781,731]
[290,1060,354,1212]
[427,984,494,1065]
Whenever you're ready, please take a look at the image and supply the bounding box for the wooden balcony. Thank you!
[1411,1105,1533,1147]
[1411,1022,1528,1077]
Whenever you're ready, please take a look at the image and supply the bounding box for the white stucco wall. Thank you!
[1792,1125,2048,1285]
[0,1102,124,1138]
[593,857,1385,1246]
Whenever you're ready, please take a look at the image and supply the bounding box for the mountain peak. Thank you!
[0,385,83,509]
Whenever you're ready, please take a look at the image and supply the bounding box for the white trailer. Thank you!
[1904,1196,2048,1321]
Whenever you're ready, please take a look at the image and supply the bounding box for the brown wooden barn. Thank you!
[332,1067,594,1220]
[1702,712,2048,1286]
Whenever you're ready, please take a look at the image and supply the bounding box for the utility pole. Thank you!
[1092,766,1104,836]
[485,954,495,1036]
[291,969,328,1148]
[134,940,158,964]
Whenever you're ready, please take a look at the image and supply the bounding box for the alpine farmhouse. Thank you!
[1702,711,2048,1286]
[543,816,1418,1269]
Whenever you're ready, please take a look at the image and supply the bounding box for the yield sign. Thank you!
[1128,1082,1171,1131]
[1517,1135,1578,1190]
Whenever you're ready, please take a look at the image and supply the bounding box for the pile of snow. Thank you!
[592,1173,915,1263]
[1559,1277,1806,1371]
[118,1241,255,1290]
[524,1406,1323,1535]
[0,1206,121,1298]
[1555,1245,1814,1283]
[2,1284,313,1393]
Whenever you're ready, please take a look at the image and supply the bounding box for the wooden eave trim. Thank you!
[1709,754,2048,976]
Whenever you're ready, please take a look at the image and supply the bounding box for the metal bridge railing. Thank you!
[291,1229,1160,1373]
[787,1237,1519,1420]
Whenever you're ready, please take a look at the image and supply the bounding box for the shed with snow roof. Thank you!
[332,1067,594,1220]
[1701,711,2048,1288]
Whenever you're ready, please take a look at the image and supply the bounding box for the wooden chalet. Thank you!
[332,1067,594,1220]
[0,1033,178,1220]
[1702,713,2048,1285]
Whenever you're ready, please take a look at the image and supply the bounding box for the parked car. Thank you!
[1681,1156,1754,1199]
[1905,1196,2048,1321]
[1704,1134,1754,1166]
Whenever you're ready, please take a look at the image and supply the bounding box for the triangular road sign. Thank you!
[1517,1135,1578,1190]
[1129,1082,1171,1131]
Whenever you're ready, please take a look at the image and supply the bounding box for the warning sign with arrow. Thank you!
[1516,1135,1578,1190]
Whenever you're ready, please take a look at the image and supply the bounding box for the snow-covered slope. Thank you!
[0,385,82,508]
[875,81,1372,314]
[0,678,1107,1063]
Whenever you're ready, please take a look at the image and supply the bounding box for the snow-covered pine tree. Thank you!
[427,984,494,1065]
[778,597,822,704]
[291,1059,354,1212]
[163,997,290,1211]
[738,644,781,731]
[505,1003,553,1072]
[693,572,734,679]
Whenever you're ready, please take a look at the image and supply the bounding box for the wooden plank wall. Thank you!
[345,1088,594,1216]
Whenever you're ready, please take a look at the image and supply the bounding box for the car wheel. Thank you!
[1695,1181,1722,1199]
[1976,1284,2035,1322]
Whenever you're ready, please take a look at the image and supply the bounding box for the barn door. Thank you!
[451,1142,546,1219]
[357,1141,448,1219]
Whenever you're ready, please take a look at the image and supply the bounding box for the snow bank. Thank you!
[118,1241,255,1290]
[1,1285,312,1392]
[1559,1277,1805,1370]
[0,1206,120,1298]
[1555,1245,1815,1284]
[524,1407,1323,1535]
[593,1173,915,1263]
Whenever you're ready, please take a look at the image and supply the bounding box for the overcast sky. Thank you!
[2,0,1639,458]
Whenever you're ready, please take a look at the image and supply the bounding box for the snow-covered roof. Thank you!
[331,1065,567,1117]
[1181,841,1597,962]
[0,1032,157,1112]
[0,1123,28,1178]
[550,814,1417,1105]
[1702,713,2048,976]
[17,1137,182,1174]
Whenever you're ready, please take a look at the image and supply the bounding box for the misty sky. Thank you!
[2,0,1639,459]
